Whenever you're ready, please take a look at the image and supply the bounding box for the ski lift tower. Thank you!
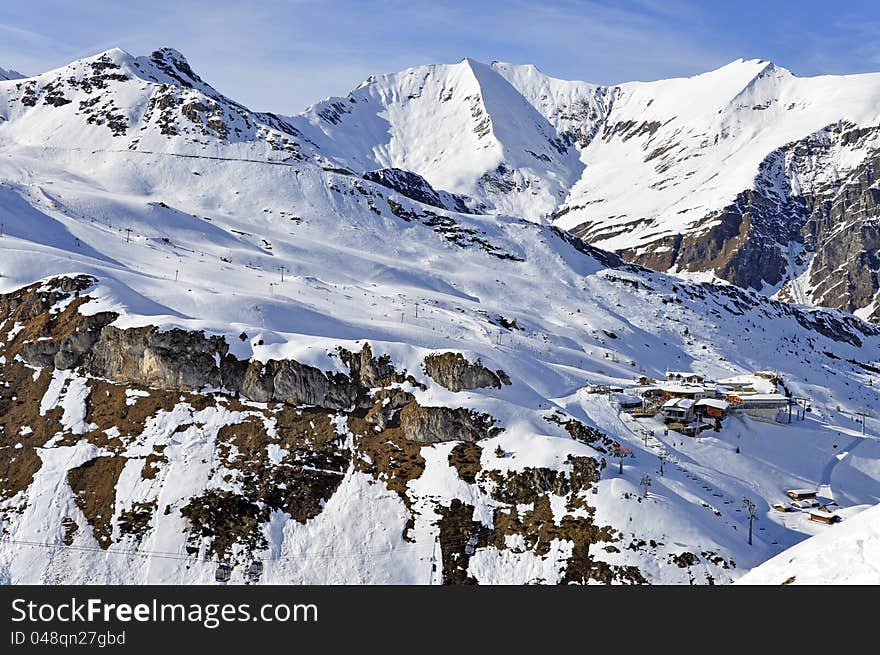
[612,445,634,475]
[856,408,871,435]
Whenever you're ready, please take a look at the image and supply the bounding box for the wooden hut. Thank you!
[809,509,839,525]
[787,489,817,500]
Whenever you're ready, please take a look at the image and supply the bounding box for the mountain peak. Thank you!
[0,66,26,81]
[141,47,208,90]
[709,57,792,83]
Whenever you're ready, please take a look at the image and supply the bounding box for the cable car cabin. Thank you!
[215,563,232,583]
[787,489,817,500]
[247,560,264,581]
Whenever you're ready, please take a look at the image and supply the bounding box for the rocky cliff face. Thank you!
[0,276,658,584]
[362,168,477,214]
[575,122,880,320]
[423,352,510,392]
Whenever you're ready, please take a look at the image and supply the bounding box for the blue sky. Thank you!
[2,1,880,113]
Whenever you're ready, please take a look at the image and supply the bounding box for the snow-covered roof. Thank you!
[659,383,709,394]
[695,398,729,409]
[717,374,778,393]
[742,393,788,401]
[663,398,695,409]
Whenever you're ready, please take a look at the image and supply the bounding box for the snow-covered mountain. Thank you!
[281,57,880,320]
[559,60,880,321]
[289,58,598,219]
[0,49,879,585]
[0,48,305,159]
[0,67,25,81]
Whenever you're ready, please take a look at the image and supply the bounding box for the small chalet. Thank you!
[809,509,840,525]
[787,489,818,501]
[695,398,729,419]
[665,371,706,384]
[660,397,696,422]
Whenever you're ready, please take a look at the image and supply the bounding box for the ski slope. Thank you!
[0,48,878,584]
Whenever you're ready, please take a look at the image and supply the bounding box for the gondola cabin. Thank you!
[215,563,232,583]
[246,559,264,582]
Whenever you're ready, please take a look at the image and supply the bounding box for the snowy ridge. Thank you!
[557,59,880,247]
[0,48,305,162]
[291,58,588,220]
[283,55,880,317]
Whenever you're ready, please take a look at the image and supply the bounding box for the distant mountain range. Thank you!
[288,56,880,320]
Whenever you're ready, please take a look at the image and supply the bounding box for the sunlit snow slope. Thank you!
[0,49,878,585]
[737,503,880,584]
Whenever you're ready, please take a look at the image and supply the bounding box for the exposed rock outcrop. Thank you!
[570,122,880,321]
[220,356,359,410]
[85,325,228,390]
[613,187,798,292]
[362,168,473,214]
[423,352,510,392]
[339,343,417,389]
[399,402,500,443]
